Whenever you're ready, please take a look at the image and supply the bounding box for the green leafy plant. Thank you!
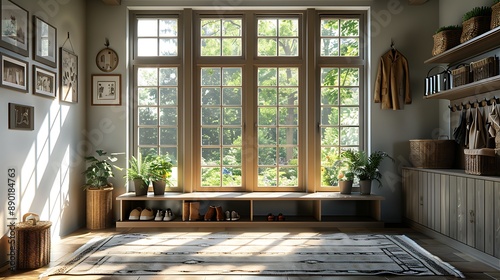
[493,0,500,5]
[462,6,492,22]
[124,154,153,186]
[435,25,462,34]
[149,154,173,184]
[339,149,393,187]
[83,150,121,189]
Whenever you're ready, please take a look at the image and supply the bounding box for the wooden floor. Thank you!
[1,225,500,280]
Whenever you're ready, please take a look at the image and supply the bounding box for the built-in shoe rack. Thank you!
[116,192,385,228]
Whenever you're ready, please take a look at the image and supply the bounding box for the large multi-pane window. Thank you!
[131,10,365,192]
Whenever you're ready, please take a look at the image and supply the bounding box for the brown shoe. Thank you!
[189,202,201,221]
[215,206,224,221]
[204,206,216,221]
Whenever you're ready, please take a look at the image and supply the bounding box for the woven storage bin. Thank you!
[492,2,500,29]
[409,139,456,168]
[432,29,462,56]
[461,16,492,43]
[15,220,51,269]
[86,188,113,230]
[451,65,471,87]
[470,56,498,82]
[464,148,500,175]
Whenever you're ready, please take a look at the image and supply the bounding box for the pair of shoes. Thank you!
[163,208,175,221]
[225,210,240,221]
[154,209,164,221]
[129,207,142,220]
[204,206,224,221]
[267,213,285,221]
[140,208,154,221]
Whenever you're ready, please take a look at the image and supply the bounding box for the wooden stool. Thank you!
[15,213,51,270]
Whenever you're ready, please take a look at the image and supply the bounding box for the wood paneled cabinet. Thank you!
[402,167,500,260]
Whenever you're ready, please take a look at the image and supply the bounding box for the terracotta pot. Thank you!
[132,179,148,196]
[152,180,166,195]
[86,188,113,229]
[339,180,353,194]
[359,180,372,195]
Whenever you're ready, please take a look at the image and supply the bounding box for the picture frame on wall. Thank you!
[33,16,57,67]
[8,102,34,130]
[33,65,56,98]
[1,53,28,92]
[60,47,78,103]
[0,0,29,56]
[91,74,121,106]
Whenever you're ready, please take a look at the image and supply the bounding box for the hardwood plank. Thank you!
[441,174,450,236]
[434,173,441,232]
[449,176,458,240]
[475,179,485,252]
[467,178,476,247]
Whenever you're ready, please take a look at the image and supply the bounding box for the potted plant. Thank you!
[335,151,357,194]
[149,154,173,195]
[124,154,152,196]
[82,150,121,229]
[340,149,393,195]
[460,6,492,43]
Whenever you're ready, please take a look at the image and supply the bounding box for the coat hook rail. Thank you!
[450,96,499,111]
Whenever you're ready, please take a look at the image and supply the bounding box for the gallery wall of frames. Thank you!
[1,0,78,130]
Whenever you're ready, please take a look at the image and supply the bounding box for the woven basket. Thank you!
[470,56,498,82]
[464,148,500,175]
[451,65,471,87]
[461,16,492,43]
[492,2,500,29]
[409,139,456,168]
[432,29,462,56]
[86,188,113,229]
[16,219,52,269]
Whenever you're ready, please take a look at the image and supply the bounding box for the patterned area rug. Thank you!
[41,232,464,277]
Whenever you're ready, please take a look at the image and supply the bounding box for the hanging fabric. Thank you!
[488,101,500,149]
[468,107,487,149]
[453,109,467,146]
[373,48,411,110]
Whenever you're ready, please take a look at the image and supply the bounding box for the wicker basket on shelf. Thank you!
[464,148,500,175]
[461,16,492,43]
[492,2,500,29]
[432,29,462,56]
[451,64,471,87]
[409,139,456,168]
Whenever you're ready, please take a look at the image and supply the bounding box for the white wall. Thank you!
[0,0,86,268]
[85,0,441,224]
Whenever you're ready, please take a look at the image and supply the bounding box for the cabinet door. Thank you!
[449,176,458,240]
[474,179,485,252]
[440,174,450,236]
[495,182,500,258]
[457,176,467,244]
[484,180,494,256]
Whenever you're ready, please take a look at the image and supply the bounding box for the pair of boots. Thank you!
[204,205,224,221]
[183,202,202,221]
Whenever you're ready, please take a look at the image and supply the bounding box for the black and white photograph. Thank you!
[8,102,33,130]
[91,74,121,105]
[33,16,57,67]
[33,65,56,98]
[0,0,28,56]
[60,47,78,103]
[1,53,27,92]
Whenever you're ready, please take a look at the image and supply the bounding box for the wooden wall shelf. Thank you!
[425,27,500,64]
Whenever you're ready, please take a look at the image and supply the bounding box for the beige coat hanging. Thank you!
[468,107,487,149]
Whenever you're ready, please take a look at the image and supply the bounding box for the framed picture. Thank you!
[33,65,56,98]
[1,53,27,92]
[8,103,34,130]
[91,74,121,106]
[59,47,77,103]
[33,16,56,67]
[0,0,28,56]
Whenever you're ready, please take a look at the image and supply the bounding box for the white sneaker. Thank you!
[231,211,240,221]
[154,210,164,221]
[163,208,175,221]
